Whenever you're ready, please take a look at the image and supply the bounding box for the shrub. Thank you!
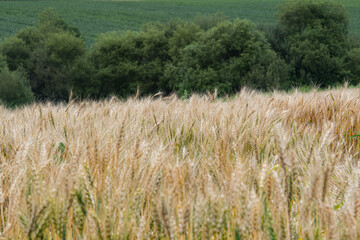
[257,23,289,60]
[90,26,170,98]
[90,31,141,98]
[278,0,349,87]
[345,48,360,85]
[29,32,88,101]
[0,37,30,71]
[165,19,289,95]
[89,15,247,98]
[0,9,89,102]
[168,23,203,62]
[0,54,7,69]
[0,68,35,108]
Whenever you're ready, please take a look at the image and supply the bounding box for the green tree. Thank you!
[165,19,288,95]
[90,25,170,98]
[257,24,289,60]
[90,31,141,98]
[0,37,30,71]
[29,32,88,100]
[345,48,360,85]
[90,14,253,98]
[0,9,89,102]
[278,0,349,87]
[0,54,7,69]
[0,68,35,108]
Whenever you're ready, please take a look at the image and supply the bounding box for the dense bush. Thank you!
[90,18,289,97]
[0,0,359,104]
[0,68,35,108]
[0,54,7,69]
[0,54,35,107]
[0,37,30,71]
[345,48,360,84]
[277,0,349,87]
[90,27,170,98]
[28,32,89,101]
[0,9,89,102]
[165,19,289,95]
[257,24,289,60]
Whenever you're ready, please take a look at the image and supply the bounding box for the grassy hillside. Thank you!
[1,88,360,238]
[0,0,359,44]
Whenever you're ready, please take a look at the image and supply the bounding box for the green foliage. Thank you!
[0,68,35,108]
[90,26,170,97]
[90,17,289,98]
[90,31,141,97]
[278,0,349,87]
[257,24,288,60]
[165,19,289,95]
[349,131,360,141]
[0,2,359,103]
[0,54,7,69]
[90,17,290,98]
[0,37,30,71]
[45,32,85,65]
[279,0,348,38]
[54,142,66,164]
[345,48,360,84]
[28,32,88,101]
[0,9,89,102]
[168,22,202,60]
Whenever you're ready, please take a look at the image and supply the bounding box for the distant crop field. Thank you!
[0,0,359,44]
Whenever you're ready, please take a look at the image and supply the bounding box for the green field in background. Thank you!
[0,0,359,44]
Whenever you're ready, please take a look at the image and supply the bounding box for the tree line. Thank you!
[0,0,359,107]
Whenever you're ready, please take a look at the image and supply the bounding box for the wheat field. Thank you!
[1,88,360,239]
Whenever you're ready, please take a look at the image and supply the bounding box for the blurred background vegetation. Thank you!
[0,0,359,107]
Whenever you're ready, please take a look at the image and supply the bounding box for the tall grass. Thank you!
[0,87,360,239]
